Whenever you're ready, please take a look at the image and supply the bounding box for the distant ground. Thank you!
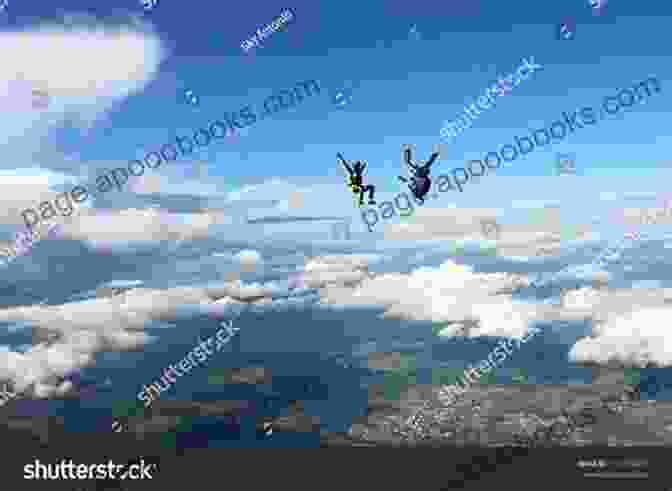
[2,367,668,489]
[3,366,670,448]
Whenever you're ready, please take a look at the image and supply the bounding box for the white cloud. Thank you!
[0,18,166,134]
[311,255,538,338]
[0,17,167,228]
[226,178,360,224]
[304,256,672,368]
[58,208,225,247]
[0,170,83,227]
[4,247,672,401]
[382,207,594,254]
[234,249,262,272]
[569,307,672,367]
[0,280,281,397]
[510,199,562,209]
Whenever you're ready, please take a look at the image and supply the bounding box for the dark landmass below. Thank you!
[3,367,670,488]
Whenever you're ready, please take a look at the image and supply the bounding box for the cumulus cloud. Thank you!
[0,16,167,228]
[0,255,393,399]
[301,256,672,368]
[306,255,539,338]
[0,16,166,136]
[613,206,672,227]
[0,328,150,397]
[5,249,672,402]
[510,284,672,367]
[569,307,672,367]
[0,279,286,398]
[561,287,602,312]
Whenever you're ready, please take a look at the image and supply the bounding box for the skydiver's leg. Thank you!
[363,185,376,204]
[409,184,424,204]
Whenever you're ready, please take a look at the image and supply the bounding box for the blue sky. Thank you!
[0,0,671,240]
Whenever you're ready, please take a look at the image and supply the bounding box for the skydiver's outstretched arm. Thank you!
[337,153,353,175]
[359,162,367,175]
[417,152,440,174]
[404,148,418,170]
[425,152,439,168]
